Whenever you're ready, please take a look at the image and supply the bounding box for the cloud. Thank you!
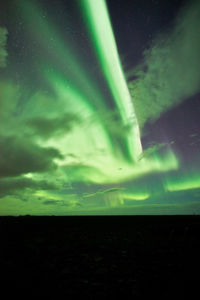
[94,110,132,138]
[0,135,63,178]
[0,80,81,139]
[83,109,132,146]
[43,200,61,205]
[0,79,67,201]
[0,81,20,129]
[101,187,124,194]
[128,0,200,128]
[26,112,80,139]
[0,177,59,197]
[0,27,8,68]
[83,187,124,198]
[62,163,104,183]
[42,198,81,207]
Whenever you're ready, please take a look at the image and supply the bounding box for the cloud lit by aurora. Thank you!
[0,0,200,215]
[128,0,200,128]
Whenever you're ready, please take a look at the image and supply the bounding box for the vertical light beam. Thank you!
[81,0,142,161]
[17,0,108,113]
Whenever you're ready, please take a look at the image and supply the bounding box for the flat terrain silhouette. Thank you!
[1,215,199,297]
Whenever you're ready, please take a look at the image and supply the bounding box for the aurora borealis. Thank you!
[0,0,200,215]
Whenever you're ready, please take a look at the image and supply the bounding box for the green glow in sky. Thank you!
[165,173,200,192]
[81,0,142,161]
[17,0,109,114]
[122,193,150,201]
[0,0,199,215]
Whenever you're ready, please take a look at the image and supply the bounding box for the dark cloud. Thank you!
[102,112,131,138]
[26,112,81,139]
[0,177,59,197]
[0,135,63,178]
[0,81,20,126]
[0,27,8,68]
[43,200,61,205]
[43,199,80,207]
[83,187,124,198]
[103,187,124,194]
[91,110,132,139]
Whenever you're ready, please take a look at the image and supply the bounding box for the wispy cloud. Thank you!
[128,0,200,128]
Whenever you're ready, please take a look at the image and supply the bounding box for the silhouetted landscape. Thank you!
[1,215,200,297]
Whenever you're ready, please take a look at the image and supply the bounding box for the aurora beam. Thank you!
[81,0,142,162]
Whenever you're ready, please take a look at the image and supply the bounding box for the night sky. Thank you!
[0,0,200,215]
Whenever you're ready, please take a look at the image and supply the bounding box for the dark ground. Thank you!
[0,215,200,297]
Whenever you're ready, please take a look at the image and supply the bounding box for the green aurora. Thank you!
[0,0,200,215]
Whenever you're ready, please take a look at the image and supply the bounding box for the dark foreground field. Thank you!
[0,215,200,297]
